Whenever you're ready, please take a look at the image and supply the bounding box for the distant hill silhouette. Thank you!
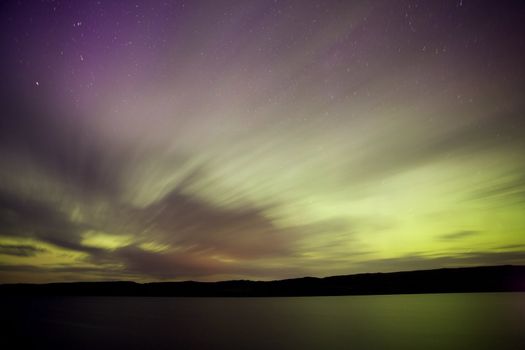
[1,265,524,297]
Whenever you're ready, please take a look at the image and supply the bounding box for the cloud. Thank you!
[350,251,525,274]
[113,246,220,279]
[469,174,525,204]
[0,189,92,253]
[0,244,46,257]
[345,111,525,187]
[0,85,148,202]
[498,244,525,250]
[438,230,480,240]
[0,164,301,280]
[138,187,296,259]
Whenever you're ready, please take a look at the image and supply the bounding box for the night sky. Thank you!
[1,0,525,283]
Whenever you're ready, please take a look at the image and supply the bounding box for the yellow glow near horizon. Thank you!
[81,231,133,251]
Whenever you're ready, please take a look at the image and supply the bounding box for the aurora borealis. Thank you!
[1,0,524,283]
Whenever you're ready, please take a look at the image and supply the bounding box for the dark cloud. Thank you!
[351,251,525,274]
[113,246,220,279]
[498,244,525,250]
[84,184,301,279]
[0,168,300,280]
[438,230,480,240]
[0,263,138,283]
[469,174,525,204]
[0,88,130,198]
[0,264,41,273]
[140,188,296,259]
[0,244,46,257]
[347,111,525,186]
[0,189,102,255]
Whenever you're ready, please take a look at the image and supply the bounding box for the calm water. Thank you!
[2,293,524,349]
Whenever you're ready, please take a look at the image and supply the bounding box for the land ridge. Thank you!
[1,265,524,297]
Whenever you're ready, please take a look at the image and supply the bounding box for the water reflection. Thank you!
[3,293,524,350]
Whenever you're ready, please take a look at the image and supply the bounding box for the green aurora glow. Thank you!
[1,0,524,283]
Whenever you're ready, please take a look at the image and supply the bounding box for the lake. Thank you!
[2,293,524,349]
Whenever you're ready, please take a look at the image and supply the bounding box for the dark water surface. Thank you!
[2,293,524,349]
